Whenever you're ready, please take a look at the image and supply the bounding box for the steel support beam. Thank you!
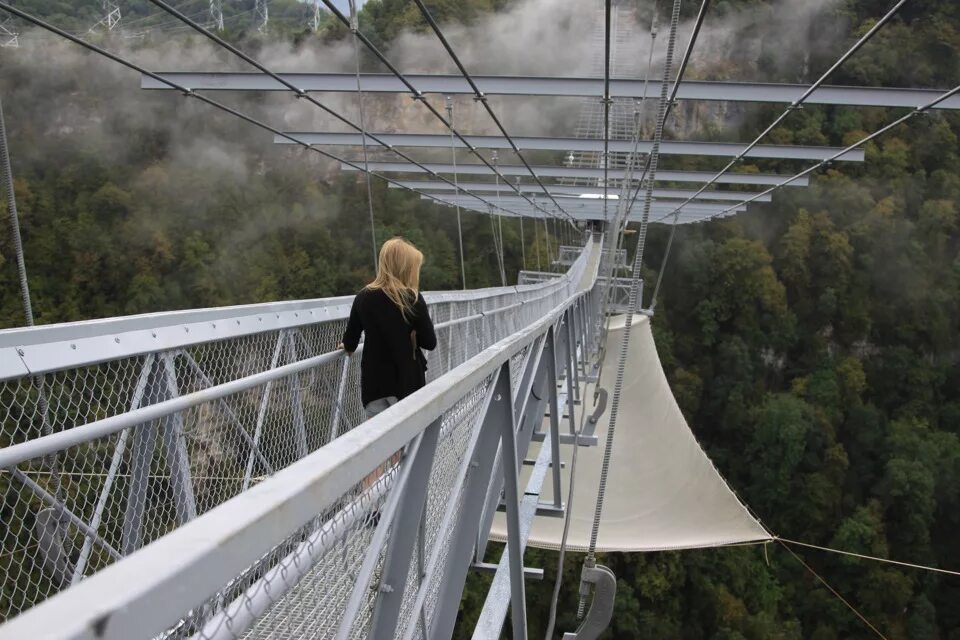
[427,195,745,213]
[389,180,772,201]
[277,132,865,161]
[341,161,810,186]
[142,73,960,109]
[367,419,441,639]
[438,204,740,223]
[426,364,511,640]
[160,353,197,525]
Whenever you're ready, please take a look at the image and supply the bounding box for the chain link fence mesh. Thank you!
[0,245,592,633]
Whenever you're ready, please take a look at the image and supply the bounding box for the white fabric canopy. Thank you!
[491,314,770,552]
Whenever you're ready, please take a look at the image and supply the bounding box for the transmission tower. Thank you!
[209,0,224,31]
[89,0,121,32]
[0,17,18,48]
[311,0,321,32]
[254,0,268,33]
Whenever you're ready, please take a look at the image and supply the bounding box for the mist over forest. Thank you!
[1,0,959,638]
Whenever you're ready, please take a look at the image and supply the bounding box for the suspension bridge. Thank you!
[0,0,958,638]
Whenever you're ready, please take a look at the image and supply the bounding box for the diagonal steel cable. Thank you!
[650,0,907,310]
[0,3,536,228]
[318,0,571,224]
[143,0,531,220]
[646,0,910,310]
[407,0,578,225]
[660,0,909,223]
[347,0,379,273]
[649,90,960,313]
[578,0,684,620]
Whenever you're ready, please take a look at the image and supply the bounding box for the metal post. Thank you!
[329,355,351,438]
[71,354,154,584]
[242,331,285,489]
[334,431,426,640]
[543,327,564,510]
[160,353,197,524]
[568,305,582,403]
[285,335,309,459]
[499,357,528,640]
[367,417,441,639]
[427,364,512,640]
[122,360,162,554]
[477,332,549,562]
[446,304,456,371]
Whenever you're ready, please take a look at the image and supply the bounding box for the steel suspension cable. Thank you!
[0,4,524,230]
[317,0,568,224]
[409,0,576,223]
[778,541,889,639]
[144,0,527,220]
[664,0,908,222]
[647,0,909,310]
[0,95,69,525]
[618,0,710,224]
[519,217,526,269]
[348,0,378,273]
[602,0,612,224]
[491,150,507,285]
[446,97,468,289]
[0,96,32,327]
[579,0,684,619]
[666,81,960,225]
[777,537,960,578]
[594,9,659,374]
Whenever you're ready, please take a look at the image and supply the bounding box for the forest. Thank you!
[1,0,959,638]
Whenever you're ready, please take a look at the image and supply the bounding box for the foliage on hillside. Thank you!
[1,0,959,638]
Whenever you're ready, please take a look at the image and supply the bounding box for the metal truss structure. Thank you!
[0,16,17,47]
[208,0,224,32]
[0,238,601,639]
[2,0,960,638]
[254,0,268,33]
[89,0,121,33]
[141,73,960,109]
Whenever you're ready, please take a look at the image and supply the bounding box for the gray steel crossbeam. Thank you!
[426,196,743,214]
[279,132,865,161]
[472,427,555,639]
[448,203,738,224]
[390,180,772,201]
[342,161,811,187]
[341,162,810,186]
[142,73,960,109]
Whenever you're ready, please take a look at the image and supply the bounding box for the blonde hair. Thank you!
[366,237,424,319]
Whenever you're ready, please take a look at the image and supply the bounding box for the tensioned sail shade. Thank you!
[491,314,770,552]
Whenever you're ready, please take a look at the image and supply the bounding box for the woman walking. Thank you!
[341,237,437,419]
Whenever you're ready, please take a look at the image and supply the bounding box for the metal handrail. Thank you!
[0,238,600,640]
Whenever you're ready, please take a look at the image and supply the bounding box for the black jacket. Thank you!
[342,288,437,406]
